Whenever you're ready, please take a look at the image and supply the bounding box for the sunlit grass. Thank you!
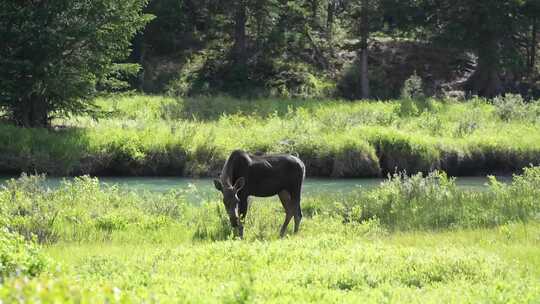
[1,94,539,177]
[1,170,539,302]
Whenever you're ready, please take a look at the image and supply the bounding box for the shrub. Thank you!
[267,62,335,98]
[355,168,540,230]
[493,94,528,121]
[0,229,47,280]
[398,72,431,116]
[0,174,60,243]
[401,72,425,101]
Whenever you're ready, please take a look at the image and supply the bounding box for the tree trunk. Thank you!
[254,3,264,51]
[310,0,319,28]
[326,0,335,41]
[131,33,146,91]
[233,0,247,67]
[14,96,49,128]
[531,17,537,74]
[185,0,197,33]
[359,0,370,99]
[138,42,146,91]
[465,33,503,98]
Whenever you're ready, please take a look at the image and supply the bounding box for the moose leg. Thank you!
[239,196,249,221]
[292,191,302,234]
[236,195,249,239]
[278,190,294,238]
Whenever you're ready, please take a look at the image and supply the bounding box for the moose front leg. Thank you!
[239,197,249,220]
[237,195,249,239]
[229,213,244,239]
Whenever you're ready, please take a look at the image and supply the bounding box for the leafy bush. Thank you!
[0,174,60,243]
[401,72,425,101]
[267,62,336,98]
[355,168,540,230]
[0,229,47,280]
[493,93,528,121]
[398,72,431,116]
[97,63,142,93]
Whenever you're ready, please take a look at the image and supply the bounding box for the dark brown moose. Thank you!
[214,150,305,239]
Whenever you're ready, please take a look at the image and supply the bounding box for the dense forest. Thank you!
[138,0,540,99]
[2,0,540,127]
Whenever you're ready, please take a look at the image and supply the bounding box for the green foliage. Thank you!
[401,72,425,101]
[98,64,142,93]
[0,275,135,303]
[356,169,540,230]
[0,0,152,126]
[398,72,432,116]
[192,203,234,241]
[382,0,537,97]
[2,174,60,243]
[493,93,529,122]
[267,62,336,98]
[0,229,47,280]
[397,98,420,116]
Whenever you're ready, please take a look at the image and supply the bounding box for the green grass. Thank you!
[1,94,540,177]
[31,224,538,303]
[2,224,540,303]
[1,169,540,302]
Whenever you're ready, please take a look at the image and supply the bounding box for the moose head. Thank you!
[214,177,246,233]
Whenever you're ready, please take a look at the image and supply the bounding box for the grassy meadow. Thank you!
[1,168,539,302]
[1,94,540,177]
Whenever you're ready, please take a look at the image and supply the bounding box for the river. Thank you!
[0,175,509,196]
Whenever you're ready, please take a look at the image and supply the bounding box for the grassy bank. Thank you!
[1,94,540,177]
[0,169,539,302]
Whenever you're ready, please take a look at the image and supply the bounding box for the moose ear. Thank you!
[233,177,245,192]
[213,179,223,192]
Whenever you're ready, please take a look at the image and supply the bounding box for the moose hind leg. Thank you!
[292,191,302,234]
[278,190,294,238]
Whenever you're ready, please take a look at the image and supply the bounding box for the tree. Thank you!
[346,0,382,99]
[358,0,371,99]
[523,0,540,74]
[326,0,336,40]
[0,0,152,127]
[382,0,531,97]
[233,0,248,67]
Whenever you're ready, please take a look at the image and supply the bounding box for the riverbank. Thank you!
[1,94,539,177]
[1,170,539,302]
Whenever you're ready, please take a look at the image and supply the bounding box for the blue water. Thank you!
[0,175,509,195]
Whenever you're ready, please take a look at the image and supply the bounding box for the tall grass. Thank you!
[0,170,539,302]
[1,94,540,177]
[1,167,539,245]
